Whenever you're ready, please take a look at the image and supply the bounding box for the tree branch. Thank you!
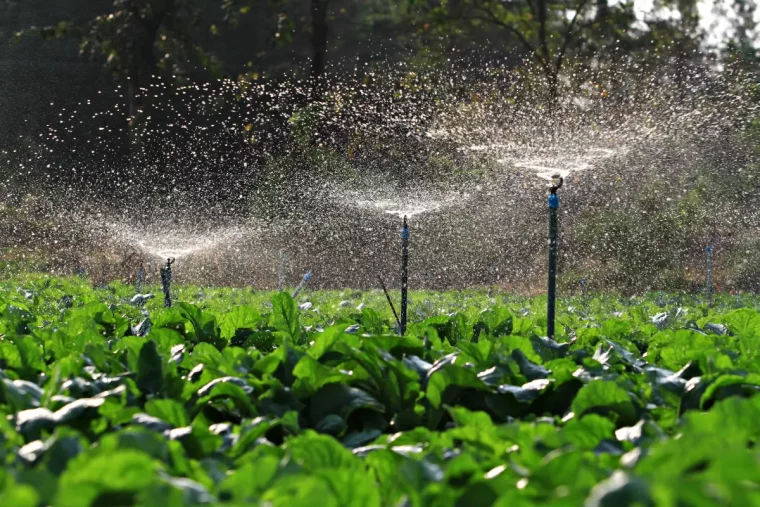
[466,6,553,77]
[555,0,590,71]
[538,0,549,63]
[525,0,537,18]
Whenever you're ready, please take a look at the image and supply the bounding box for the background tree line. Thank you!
[1,0,757,152]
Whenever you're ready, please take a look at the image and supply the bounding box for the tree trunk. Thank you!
[547,70,559,111]
[126,9,163,179]
[537,0,550,63]
[310,0,329,99]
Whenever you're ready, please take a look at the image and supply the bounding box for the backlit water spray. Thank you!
[5,59,759,294]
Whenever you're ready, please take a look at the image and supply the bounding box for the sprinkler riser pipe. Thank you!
[278,250,286,292]
[378,275,402,330]
[547,194,559,340]
[706,245,713,307]
[292,271,312,299]
[401,218,409,336]
[137,265,144,294]
[161,259,175,308]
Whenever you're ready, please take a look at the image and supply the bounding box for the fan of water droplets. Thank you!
[9,58,759,288]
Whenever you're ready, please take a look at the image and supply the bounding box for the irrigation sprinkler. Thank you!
[137,263,144,294]
[99,259,107,289]
[160,258,175,308]
[579,278,587,301]
[401,215,409,336]
[292,271,312,299]
[706,244,713,307]
[377,275,402,330]
[547,174,563,340]
[278,250,287,292]
[658,290,664,308]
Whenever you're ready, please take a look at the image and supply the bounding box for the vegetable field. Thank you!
[1,275,759,506]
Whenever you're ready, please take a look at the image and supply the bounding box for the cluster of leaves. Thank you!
[0,275,759,505]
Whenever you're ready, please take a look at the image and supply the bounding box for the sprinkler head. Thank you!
[403,215,408,228]
[549,174,564,194]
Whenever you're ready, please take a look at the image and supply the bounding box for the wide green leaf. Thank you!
[571,381,638,426]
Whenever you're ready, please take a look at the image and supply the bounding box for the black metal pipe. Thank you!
[161,258,175,308]
[137,263,144,294]
[377,275,401,330]
[706,245,713,307]
[278,250,286,292]
[547,175,563,340]
[100,259,106,289]
[401,215,409,336]
[292,271,312,299]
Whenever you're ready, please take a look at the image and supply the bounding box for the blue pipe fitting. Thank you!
[548,194,559,209]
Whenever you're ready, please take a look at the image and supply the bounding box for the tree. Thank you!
[235,0,329,99]
[411,0,610,104]
[19,0,234,128]
[310,0,328,83]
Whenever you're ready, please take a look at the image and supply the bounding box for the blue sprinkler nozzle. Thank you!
[304,271,313,282]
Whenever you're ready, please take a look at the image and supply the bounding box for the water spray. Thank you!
[547,174,563,340]
[160,258,175,308]
[377,275,402,330]
[292,271,312,299]
[401,215,409,336]
[706,244,713,307]
[278,250,287,292]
